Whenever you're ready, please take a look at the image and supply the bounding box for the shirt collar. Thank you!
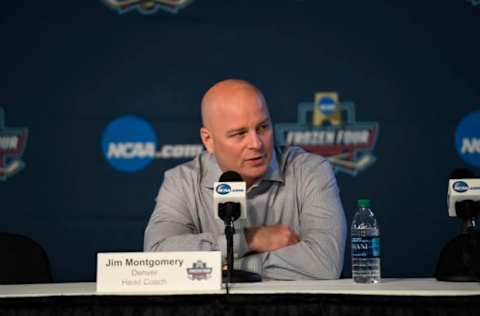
[201,148,284,189]
[201,153,223,189]
[261,149,283,183]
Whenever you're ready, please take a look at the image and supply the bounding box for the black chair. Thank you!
[0,232,53,284]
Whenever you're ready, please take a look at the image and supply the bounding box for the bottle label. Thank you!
[352,236,380,258]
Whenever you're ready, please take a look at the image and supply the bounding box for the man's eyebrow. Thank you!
[226,118,271,135]
[257,118,271,126]
[226,127,247,135]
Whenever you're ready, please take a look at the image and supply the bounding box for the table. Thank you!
[1,279,479,315]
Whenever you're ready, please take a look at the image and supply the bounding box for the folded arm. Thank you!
[144,170,250,259]
[237,160,347,280]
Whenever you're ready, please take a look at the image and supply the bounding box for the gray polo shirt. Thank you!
[144,146,346,280]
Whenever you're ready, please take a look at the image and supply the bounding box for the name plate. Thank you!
[96,251,221,293]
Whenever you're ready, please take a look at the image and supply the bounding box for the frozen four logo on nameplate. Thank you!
[96,252,221,293]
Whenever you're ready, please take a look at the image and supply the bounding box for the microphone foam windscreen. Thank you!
[219,171,243,182]
[449,168,476,180]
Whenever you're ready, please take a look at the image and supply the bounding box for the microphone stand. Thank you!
[219,202,262,284]
[225,219,235,285]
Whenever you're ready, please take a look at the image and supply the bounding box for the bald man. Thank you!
[144,79,346,280]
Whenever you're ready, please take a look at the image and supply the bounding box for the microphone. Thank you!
[449,168,476,180]
[213,171,247,223]
[447,168,480,222]
[219,170,243,182]
[213,171,261,284]
[435,168,480,282]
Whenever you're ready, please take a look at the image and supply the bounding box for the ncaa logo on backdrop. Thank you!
[101,0,194,15]
[101,115,203,173]
[455,111,480,168]
[275,92,379,176]
[0,108,28,181]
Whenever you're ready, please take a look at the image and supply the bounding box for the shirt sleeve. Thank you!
[144,168,250,260]
[236,158,347,280]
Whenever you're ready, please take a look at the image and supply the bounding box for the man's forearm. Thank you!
[144,221,250,260]
[237,233,344,280]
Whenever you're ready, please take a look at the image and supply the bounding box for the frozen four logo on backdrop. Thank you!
[101,115,203,173]
[101,0,194,14]
[0,108,28,181]
[455,111,480,168]
[275,92,379,176]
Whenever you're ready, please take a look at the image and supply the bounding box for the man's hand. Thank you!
[245,224,300,253]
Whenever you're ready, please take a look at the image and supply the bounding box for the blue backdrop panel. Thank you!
[1,0,479,282]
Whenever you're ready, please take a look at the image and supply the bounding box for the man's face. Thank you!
[201,91,274,187]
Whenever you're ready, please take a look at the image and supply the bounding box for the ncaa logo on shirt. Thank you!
[455,111,480,168]
[216,184,231,195]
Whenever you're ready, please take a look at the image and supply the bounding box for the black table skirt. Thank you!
[1,293,480,316]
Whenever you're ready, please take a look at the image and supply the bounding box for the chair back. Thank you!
[0,232,53,284]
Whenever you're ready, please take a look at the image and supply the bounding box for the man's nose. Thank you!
[247,131,263,150]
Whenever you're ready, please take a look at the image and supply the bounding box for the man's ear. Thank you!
[200,127,214,154]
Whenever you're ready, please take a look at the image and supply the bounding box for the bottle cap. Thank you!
[357,199,371,208]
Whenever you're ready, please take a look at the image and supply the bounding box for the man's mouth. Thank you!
[245,156,264,164]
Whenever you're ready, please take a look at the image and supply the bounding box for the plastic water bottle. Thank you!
[351,199,381,283]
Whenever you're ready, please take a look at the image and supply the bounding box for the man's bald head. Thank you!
[199,79,274,187]
[201,79,268,130]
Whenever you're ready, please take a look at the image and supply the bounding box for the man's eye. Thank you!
[258,124,270,133]
[231,132,245,138]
